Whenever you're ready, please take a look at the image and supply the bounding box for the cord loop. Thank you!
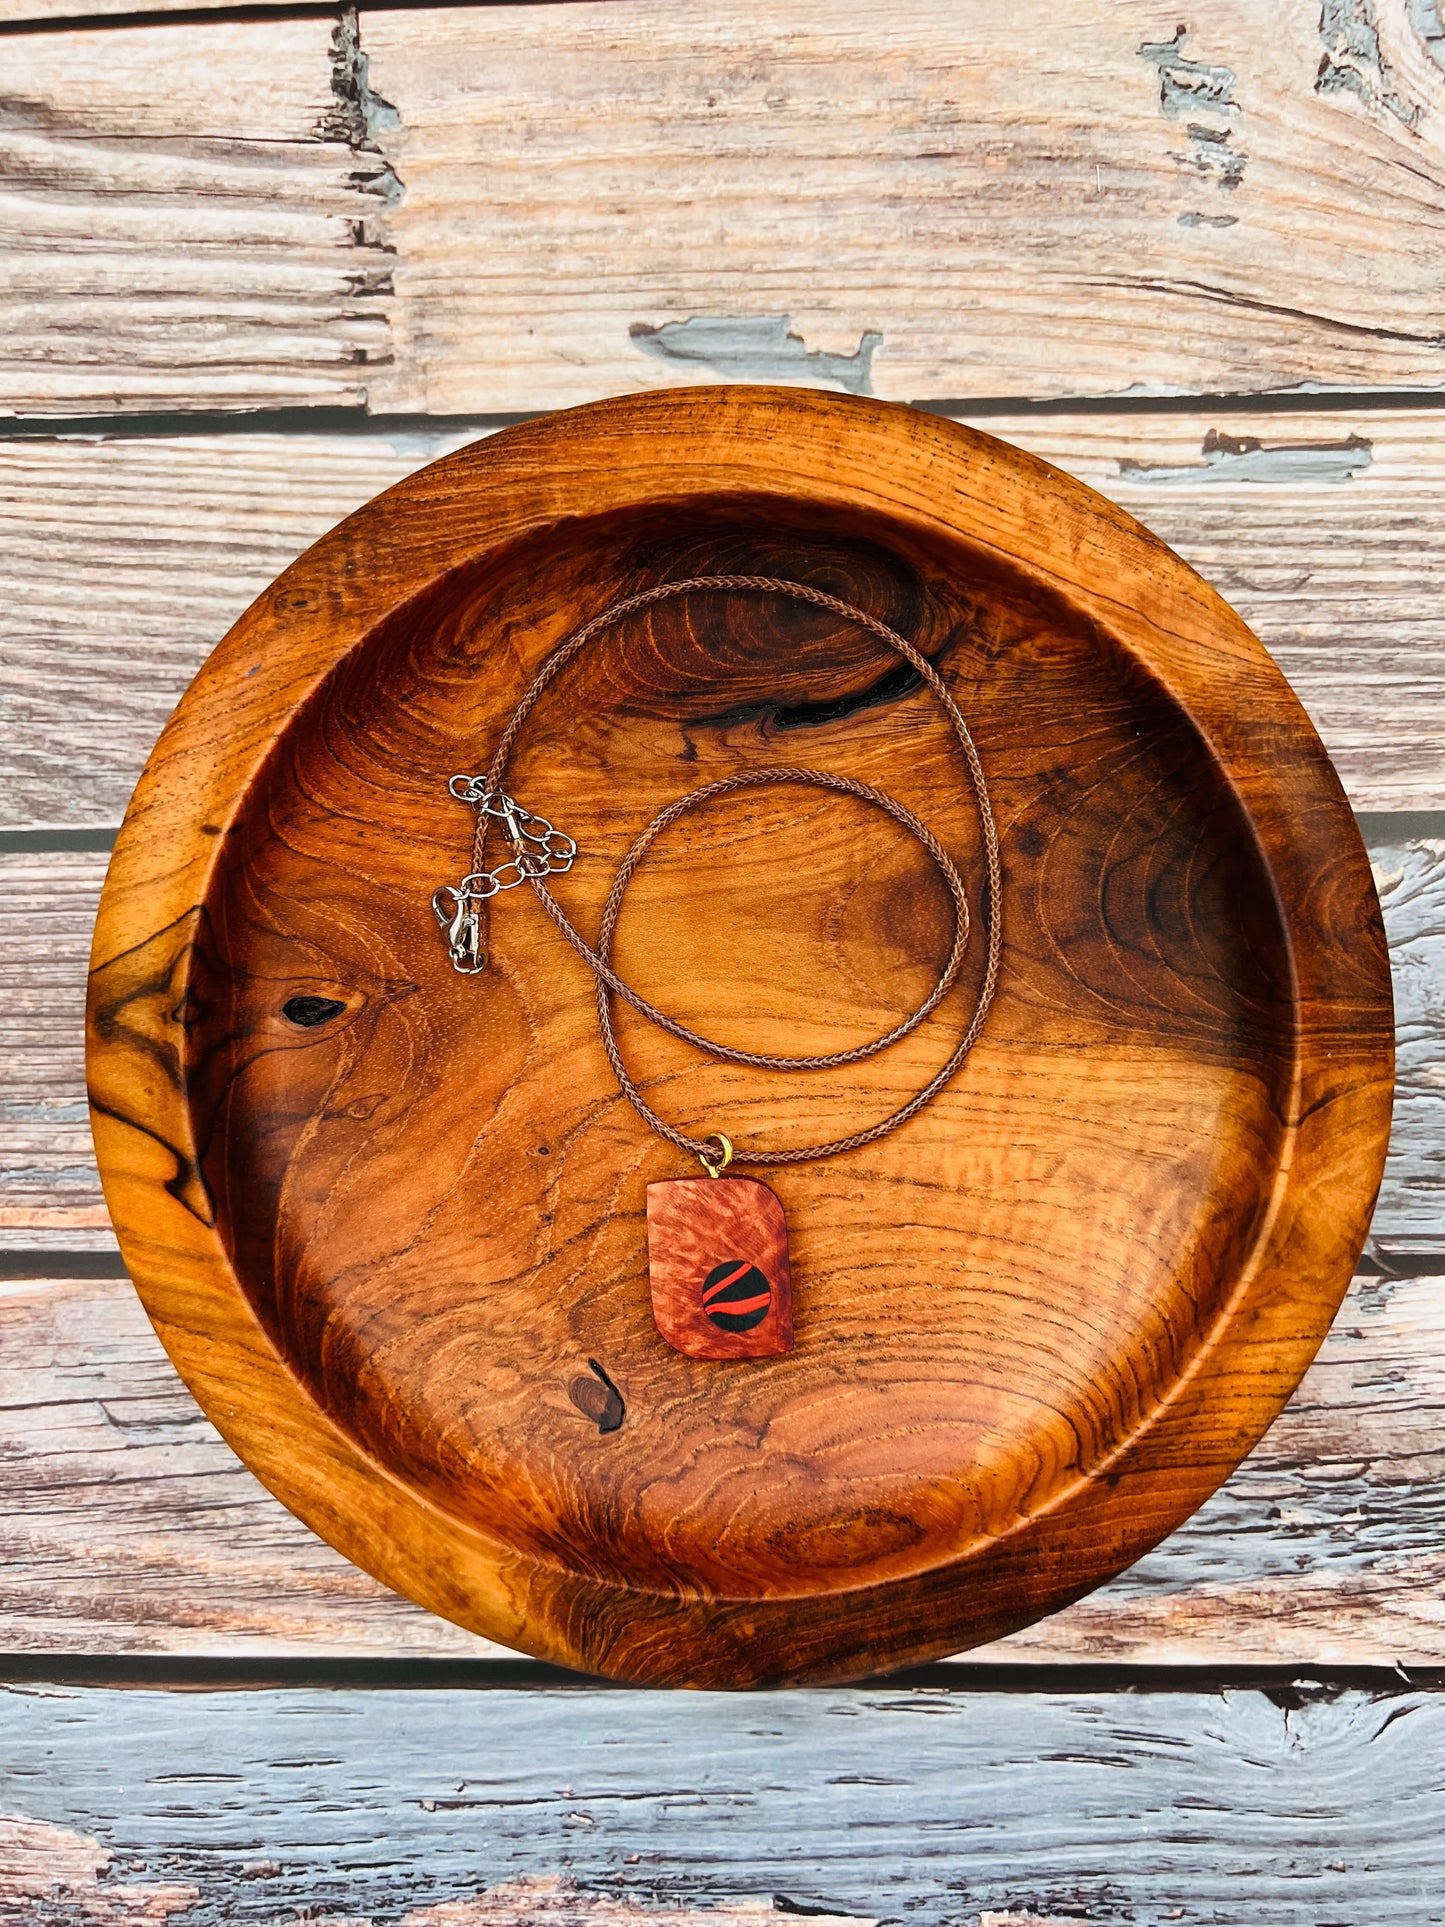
[434,576,1002,1166]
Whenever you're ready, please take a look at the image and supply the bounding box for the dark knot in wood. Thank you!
[282,995,348,1028]
[568,1361,625,1434]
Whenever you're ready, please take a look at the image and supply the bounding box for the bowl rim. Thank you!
[86,385,1395,1686]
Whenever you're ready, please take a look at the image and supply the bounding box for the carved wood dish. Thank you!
[88,388,1394,1687]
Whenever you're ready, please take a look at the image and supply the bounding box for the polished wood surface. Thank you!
[647,1177,794,1359]
[86,386,1393,1686]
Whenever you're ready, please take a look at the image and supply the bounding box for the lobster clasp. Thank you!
[432,885,487,974]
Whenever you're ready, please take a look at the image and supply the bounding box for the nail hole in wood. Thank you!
[283,995,348,1028]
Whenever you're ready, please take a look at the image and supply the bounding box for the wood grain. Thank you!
[0,1831,871,1927]
[360,0,1445,411]
[7,841,1439,1266]
[11,2,1445,414]
[0,1270,505,1655]
[7,1265,1445,1663]
[1370,837,1445,1256]
[0,854,111,1250]
[6,408,1444,830]
[646,1178,793,1359]
[84,389,1391,1683]
[359,0,1445,411]
[2,1681,1444,1923]
[0,431,470,830]
[0,15,393,416]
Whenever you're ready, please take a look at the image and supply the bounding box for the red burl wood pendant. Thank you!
[645,1177,794,1359]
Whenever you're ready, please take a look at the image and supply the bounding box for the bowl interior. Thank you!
[188,491,1296,1603]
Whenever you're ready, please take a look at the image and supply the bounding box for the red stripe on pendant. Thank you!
[701,1261,753,1301]
[712,1292,770,1316]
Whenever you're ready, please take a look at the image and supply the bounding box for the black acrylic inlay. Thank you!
[701,1259,772,1334]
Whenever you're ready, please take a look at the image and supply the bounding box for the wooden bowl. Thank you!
[87,388,1394,1687]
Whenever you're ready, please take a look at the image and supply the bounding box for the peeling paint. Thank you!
[1318,0,1423,130]
[0,1843,873,1927]
[1139,26,1247,193]
[1409,0,1445,72]
[1180,119,1247,188]
[328,6,406,207]
[1119,428,1373,485]
[0,1812,198,1923]
[1178,210,1239,227]
[629,316,882,395]
[405,1876,872,1925]
[1138,26,1237,118]
[1171,126,1245,190]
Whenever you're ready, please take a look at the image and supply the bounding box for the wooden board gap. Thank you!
[1357,812,1445,844]
[0,408,538,443]
[2,1655,1444,1694]
[0,827,118,853]
[0,1250,129,1279]
[0,0,554,39]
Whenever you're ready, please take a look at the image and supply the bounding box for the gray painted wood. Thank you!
[0,1838,862,1927]
[1,1682,1443,1924]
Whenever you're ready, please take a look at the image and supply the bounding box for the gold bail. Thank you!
[698,1133,734,1179]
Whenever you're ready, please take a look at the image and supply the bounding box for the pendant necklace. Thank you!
[432,576,1002,1361]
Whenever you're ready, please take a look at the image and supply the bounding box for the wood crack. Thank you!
[1100,277,1445,349]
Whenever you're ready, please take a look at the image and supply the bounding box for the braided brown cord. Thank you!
[459,576,1002,1166]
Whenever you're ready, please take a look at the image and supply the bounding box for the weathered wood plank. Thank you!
[0,430,467,829]
[997,1265,1445,1663]
[0,1272,505,1654]
[995,412,1445,814]
[1369,838,1445,1256]
[5,408,1445,828]
[1,848,1439,1259]
[0,856,109,1250]
[360,0,1445,411]
[4,1264,1445,1663]
[2,1682,1443,1923]
[11,2,1445,414]
[0,0,293,17]
[0,1830,868,1927]
[0,16,393,416]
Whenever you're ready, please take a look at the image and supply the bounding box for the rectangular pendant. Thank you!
[645,1176,794,1359]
